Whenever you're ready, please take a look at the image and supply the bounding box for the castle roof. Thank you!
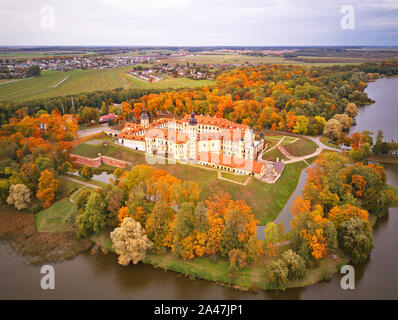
[188,112,197,125]
[141,108,149,119]
[183,114,249,130]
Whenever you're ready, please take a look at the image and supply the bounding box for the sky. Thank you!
[0,0,397,46]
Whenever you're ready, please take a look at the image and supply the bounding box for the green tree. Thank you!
[76,191,108,237]
[26,65,41,77]
[338,217,373,264]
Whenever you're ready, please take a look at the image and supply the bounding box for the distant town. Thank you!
[0,54,155,79]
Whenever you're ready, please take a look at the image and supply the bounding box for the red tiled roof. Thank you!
[99,113,116,121]
[183,114,249,130]
[198,152,264,174]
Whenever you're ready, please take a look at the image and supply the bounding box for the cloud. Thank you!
[0,0,397,45]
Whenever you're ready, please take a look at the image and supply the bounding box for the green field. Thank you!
[161,53,359,67]
[0,66,213,102]
[262,147,288,162]
[73,138,309,224]
[282,138,318,157]
[35,198,75,233]
[220,171,249,183]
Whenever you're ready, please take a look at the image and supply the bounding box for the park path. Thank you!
[217,171,251,186]
[257,136,286,160]
[53,76,69,88]
[64,176,100,189]
[76,123,109,137]
[69,186,86,203]
[282,136,340,164]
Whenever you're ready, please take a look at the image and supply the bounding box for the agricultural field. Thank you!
[142,52,362,66]
[0,66,213,102]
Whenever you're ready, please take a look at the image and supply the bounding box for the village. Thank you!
[0,54,155,79]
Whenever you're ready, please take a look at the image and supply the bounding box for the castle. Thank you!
[116,110,270,179]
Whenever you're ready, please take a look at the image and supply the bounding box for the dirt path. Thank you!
[217,171,251,186]
[69,186,87,203]
[64,176,99,189]
[53,76,69,88]
[258,136,286,160]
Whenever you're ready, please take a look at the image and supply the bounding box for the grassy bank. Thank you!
[0,204,91,264]
[369,154,398,165]
[88,228,348,292]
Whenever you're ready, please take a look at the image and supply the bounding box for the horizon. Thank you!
[1,0,398,46]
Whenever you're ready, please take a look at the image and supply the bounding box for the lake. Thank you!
[1,77,398,299]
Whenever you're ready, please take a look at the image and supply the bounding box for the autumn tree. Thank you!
[145,201,174,251]
[281,249,306,280]
[337,217,373,264]
[323,119,342,140]
[227,249,247,279]
[293,115,309,135]
[111,217,153,266]
[7,184,31,210]
[36,169,59,208]
[263,222,280,257]
[345,102,358,118]
[267,259,289,289]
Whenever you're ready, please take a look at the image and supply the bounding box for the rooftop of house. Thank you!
[273,162,285,174]
[99,113,116,121]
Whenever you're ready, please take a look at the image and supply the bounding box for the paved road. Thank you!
[77,124,109,137]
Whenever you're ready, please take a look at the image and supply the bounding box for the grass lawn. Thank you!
[65,173,108,189]
[73,139,308,224]
[320,136,340,149]
[220,171,250,183]
[35,198,75,232]
[262,148,288,162]
[282,138,318,157]
[263,138,280,150]
[0,67,213,102]
[58,176,82,197]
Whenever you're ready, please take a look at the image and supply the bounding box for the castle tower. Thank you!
[140,108,149,128]
[188,111,198,160]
